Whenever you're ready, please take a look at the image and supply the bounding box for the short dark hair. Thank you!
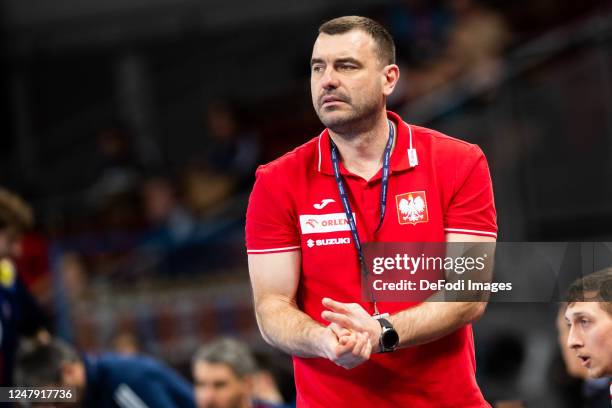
[566,267,612,316]
[192,338,257,379]
[318,16,396,65]
[15,338,81,387]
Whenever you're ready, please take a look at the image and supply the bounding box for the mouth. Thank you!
[578,355,591,367]
[321,95,347,107]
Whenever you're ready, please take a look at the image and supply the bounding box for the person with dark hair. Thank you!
[192,338,288,408]
[246,15,496,407]
[15,337,196,408]
[564,268,612,381]
[553,303,611,408]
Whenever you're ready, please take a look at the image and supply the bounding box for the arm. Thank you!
[389,233,494,347]
[322,233,495,351]
[248,251,371,367]
[249,251,324,357]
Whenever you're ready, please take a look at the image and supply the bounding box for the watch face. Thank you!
[382,329,399,349]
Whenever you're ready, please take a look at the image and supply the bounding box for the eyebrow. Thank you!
[310,57,363,66]
[334,57,362,65]
[567,311,591,320]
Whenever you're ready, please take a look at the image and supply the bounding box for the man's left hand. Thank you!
[321,297,381,352]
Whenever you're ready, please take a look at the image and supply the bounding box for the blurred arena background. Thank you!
[2,0,612,406]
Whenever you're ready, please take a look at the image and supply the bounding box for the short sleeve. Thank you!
[443,145,498,238]
[245,166,301,254]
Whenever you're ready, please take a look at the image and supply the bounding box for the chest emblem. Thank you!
[313,199,335,209]
[299,213,353,234]
[396,191,429,225]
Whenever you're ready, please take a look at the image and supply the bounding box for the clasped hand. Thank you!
[318,297,381,369]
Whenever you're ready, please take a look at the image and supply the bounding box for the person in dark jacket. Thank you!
[15,337,196,408]
[0,188,50,390]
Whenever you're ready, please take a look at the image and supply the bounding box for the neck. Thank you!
[329,110,393,180]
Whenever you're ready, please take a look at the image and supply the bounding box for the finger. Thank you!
[336,335,356,355]
[322,297,351,314]
[352,333,366,356]
[322,311,355,329]
[337,335,355,352]
[332,322,351,337]
[338,333,352,345]
[358,333,370,357]
[329,322,351,338]
[339,335,350,345]
[362,335,372,358]
[338,336,355,346]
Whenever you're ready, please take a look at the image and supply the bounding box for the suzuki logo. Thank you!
[305,237,350,248]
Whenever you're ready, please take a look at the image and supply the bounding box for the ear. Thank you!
[60,362,74,384]
[61,361,84,386]
[382,64,400,97]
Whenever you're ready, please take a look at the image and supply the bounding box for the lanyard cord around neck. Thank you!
[329,120,394,315]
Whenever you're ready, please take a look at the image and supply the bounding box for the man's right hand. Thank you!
[318,324,372,369]
[249,251,373,365]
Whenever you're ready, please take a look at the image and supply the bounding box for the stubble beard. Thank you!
[315,97,382,137]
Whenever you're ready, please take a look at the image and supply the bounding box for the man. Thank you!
[556,302,610,407]
[192,338,287,408]
[15,337,196,408]
[565,268,612,383]
[245,16,497,407]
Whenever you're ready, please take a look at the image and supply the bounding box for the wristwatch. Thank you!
[377,318,399,353]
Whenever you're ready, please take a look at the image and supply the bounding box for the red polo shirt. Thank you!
[246,111,497,407]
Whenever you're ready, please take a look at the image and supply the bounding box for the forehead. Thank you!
[193,362,238,381]
[565,302,611,320]
[312,30,377,60]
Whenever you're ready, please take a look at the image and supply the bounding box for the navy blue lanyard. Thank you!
[329,120,394,277]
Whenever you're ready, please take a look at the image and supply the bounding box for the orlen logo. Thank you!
[306,237,351,248]
[299,213,355,234]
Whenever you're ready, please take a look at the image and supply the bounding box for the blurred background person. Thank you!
[192,338,290,408]
[141,174,197,249]
[16,337,196,408]
[0,188,51,390]
[552,303,610,407]
[202,102,260,189]
[562,269,612,407]
[402,0,511,100]
[88,123,143,204]
[565,269,612,379]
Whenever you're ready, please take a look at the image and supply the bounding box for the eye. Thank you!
[338,64,357,71]
[312,65,324,73]
[579,318,590,326]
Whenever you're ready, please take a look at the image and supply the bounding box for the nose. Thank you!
[320,66,340,90]
[195,387,215,408]
[567,325,584,350]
